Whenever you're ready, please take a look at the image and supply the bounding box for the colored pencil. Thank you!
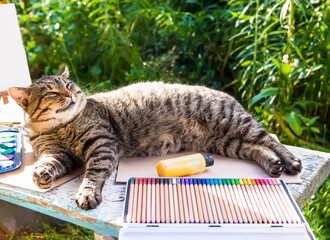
[177,178,185,223]
[164,179,171,223]
[155,179,161,223]
[126,178,135,223]
[181,178,190,223]
[131,178,140,223]
[136,178,144,223]
[151,178,156,223]
[147,178,152,223]
[160,179,165,223]
[172,178,180,223]
[141,178,147,223]
[168,179,175,223]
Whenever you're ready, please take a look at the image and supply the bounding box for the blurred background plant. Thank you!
[2,0,330,238]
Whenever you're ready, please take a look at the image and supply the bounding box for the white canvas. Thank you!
[0,3,31,93]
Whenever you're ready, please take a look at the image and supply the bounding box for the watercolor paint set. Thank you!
[119,177,315,240]
[0,130,22,174]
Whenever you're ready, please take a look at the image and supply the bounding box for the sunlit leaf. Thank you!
[282,63,292,76]
[251,88,279,106]
[285,111,303,136]
[311,127,320,134]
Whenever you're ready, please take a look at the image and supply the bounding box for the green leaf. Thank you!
[310,64,323,72]
[241,60,252,67]
[270,57,281,70]
[309,116,320,125]
[311,127,320,134]
[285,111,303,136]
[91,65,102,75]
[282,63,292,76]
[289,39,304,61]
[280,0,290,26]
[251,87,279,106]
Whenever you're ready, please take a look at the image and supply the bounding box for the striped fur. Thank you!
[8,67,302,210]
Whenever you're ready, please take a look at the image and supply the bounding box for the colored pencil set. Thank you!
[124,178,302,224]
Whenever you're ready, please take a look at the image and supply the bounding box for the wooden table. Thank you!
[0,145,329,238]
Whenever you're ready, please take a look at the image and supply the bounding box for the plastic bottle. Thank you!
[157,153,214,177]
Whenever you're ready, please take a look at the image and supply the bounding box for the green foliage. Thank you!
[12,219,94,240]
[303,178,330,240]
[228,0,329,150]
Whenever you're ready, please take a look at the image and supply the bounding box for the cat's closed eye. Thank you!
[45,92,59,98]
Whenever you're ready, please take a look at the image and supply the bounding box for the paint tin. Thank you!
[0,130,22,173]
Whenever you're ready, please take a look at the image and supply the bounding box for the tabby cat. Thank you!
[8,67,302,210]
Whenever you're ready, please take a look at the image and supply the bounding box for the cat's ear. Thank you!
[57,66,69,78]
[7,87,30,108]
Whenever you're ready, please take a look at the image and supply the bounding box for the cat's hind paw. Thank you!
[283,157,302,175]
[75,186,102,210]
[33,165,54,189]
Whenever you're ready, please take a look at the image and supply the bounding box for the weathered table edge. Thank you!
[0,186,121,237]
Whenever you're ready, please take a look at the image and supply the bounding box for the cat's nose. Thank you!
[66,91,72,98]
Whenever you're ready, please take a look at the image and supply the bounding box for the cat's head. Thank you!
[8,66,87,133]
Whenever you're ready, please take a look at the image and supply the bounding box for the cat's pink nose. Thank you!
[66,91,72,98]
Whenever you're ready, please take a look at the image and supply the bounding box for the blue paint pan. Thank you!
[0,130,22,174]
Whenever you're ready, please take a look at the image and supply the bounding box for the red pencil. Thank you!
[141,178,147,223]
[155,179,161,223]
[147,178,152,223]
[160,179,165,223]
[136,178,144,223]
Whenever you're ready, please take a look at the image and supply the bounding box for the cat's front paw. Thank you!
[33,165,54,189]
[75,186,102,210]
